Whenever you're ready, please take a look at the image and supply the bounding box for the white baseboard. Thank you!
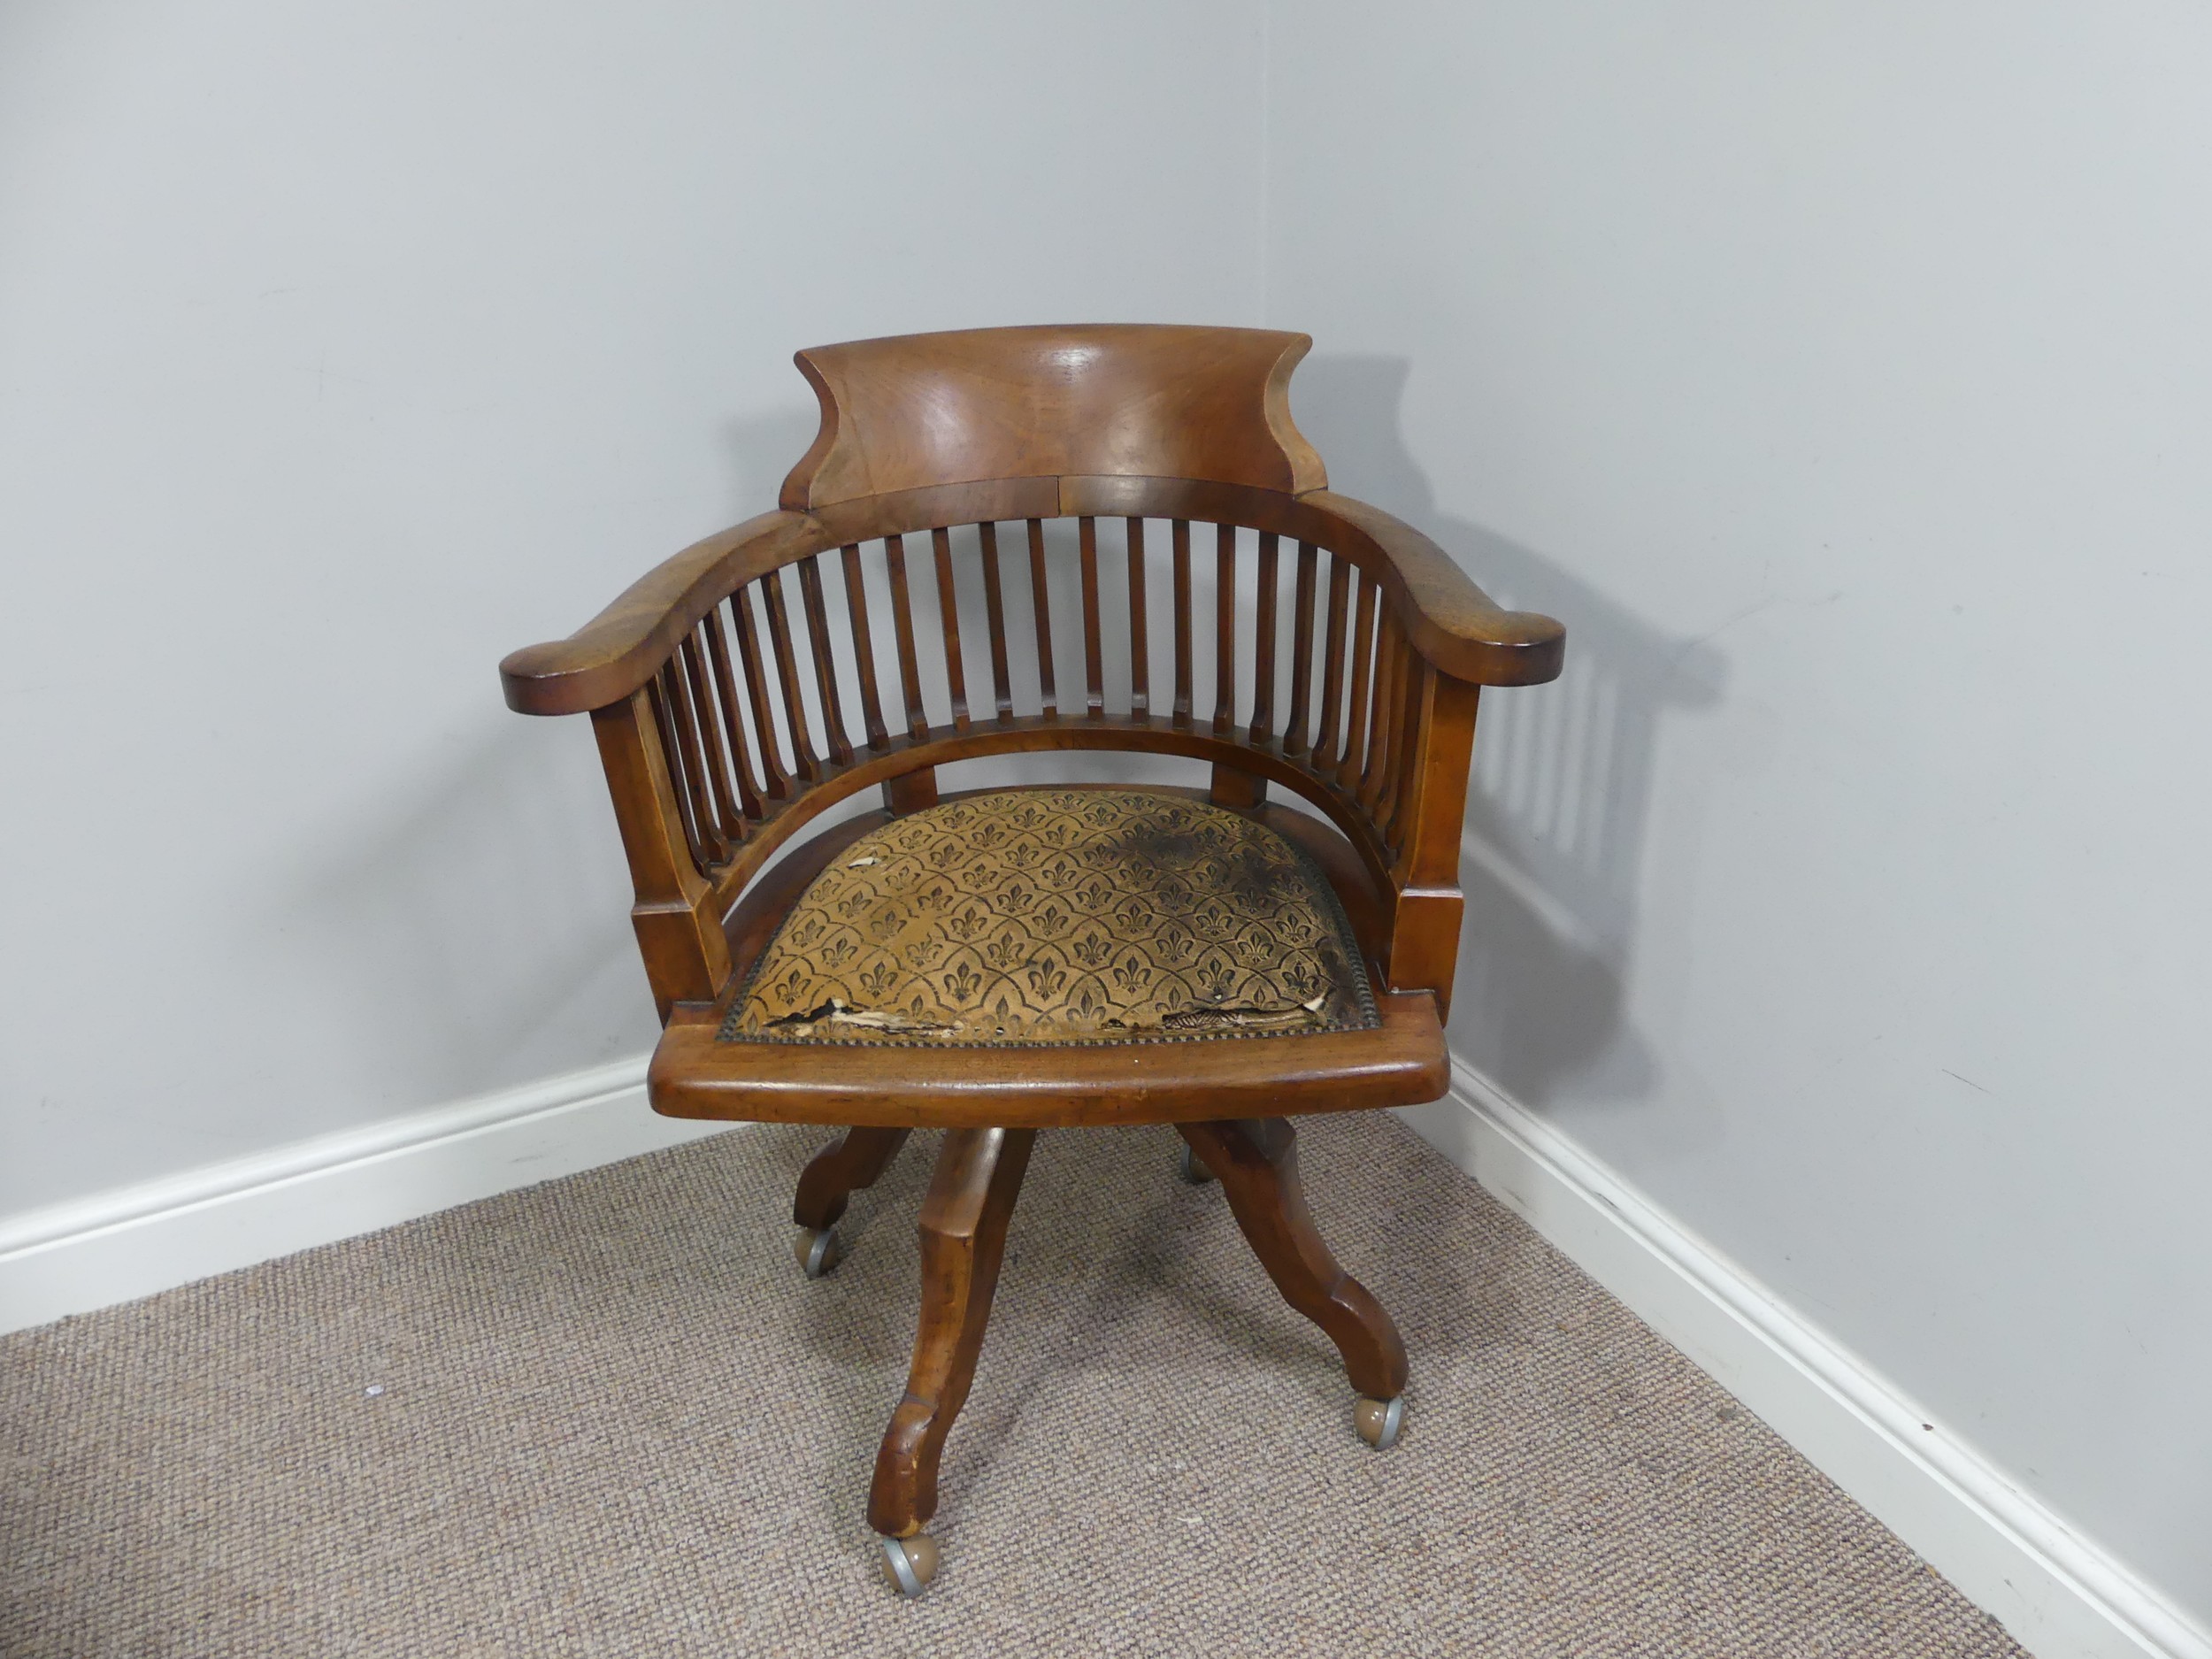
[1403,1060,2211,1659]
[0,1055,725,1336]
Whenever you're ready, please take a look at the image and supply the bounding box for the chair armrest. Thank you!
[499,511,818,716]
[1298,491,1564,687]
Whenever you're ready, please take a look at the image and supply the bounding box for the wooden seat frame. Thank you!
[500,324,1564,1587]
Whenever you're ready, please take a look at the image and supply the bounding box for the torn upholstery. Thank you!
[718,789,1379,1048]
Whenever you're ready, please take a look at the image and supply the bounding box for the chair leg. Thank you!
[1177,1117,1410,1447]
[791,1127,910,1278]
[868,1125,1035,1594]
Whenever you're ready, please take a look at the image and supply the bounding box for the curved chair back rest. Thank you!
[782,325,1325,507]
[501,326,1567,1025]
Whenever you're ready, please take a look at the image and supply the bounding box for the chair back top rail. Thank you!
[782,324,1325,509]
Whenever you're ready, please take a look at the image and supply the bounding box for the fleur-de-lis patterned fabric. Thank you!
[718,789,1379,1048]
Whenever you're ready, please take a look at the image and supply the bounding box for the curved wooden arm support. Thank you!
[503,480,1560,718]
[1298,491,1564,686]
[500,511,815,717]
[1050,475,1563,686]
[500,480,1058,716]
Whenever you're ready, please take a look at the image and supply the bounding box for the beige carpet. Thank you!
[2,1112,2023,1657]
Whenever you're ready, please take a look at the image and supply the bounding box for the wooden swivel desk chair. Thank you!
[499,325,1564,1596]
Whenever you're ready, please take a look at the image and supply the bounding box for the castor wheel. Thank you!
[794,1226,845,1279]
[878,1532,940,1597]
[1354,1394,1405,1450]
[1176,1142,1215,1186]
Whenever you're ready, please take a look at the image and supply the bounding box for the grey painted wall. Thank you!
[1265,0,2212,1625]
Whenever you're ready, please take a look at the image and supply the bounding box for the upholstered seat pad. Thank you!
[718,789,1379,1048]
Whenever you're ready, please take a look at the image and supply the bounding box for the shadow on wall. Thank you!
[1296,356,1727,1114]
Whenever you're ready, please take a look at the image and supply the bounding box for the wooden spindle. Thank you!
[840,543,889,751]
[679,627,743,841]
[931,526,970,730]
[731,585,790,801]
[1356,606,1386,807]
[977,523,1014,721]
[885,534,929,739]
[1387,627,1424,842]
[797,555,853,767]
[644,673,709,875]
[1125,518,1150,718]
[1249,531,1279,745]
[700,605,764,819]
[1362,609,1403,814]
[1078,516,1104,718]
[761,570,821,782]
[1337,574,1377,789]
[1213,523,1237,737]
[1026,518,1057,718]
[656,661,725,867]
[1313,555,1351,768]
[1284,541,1318,757]
[1171,518,1193,727]
[1385,654,1429,849]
